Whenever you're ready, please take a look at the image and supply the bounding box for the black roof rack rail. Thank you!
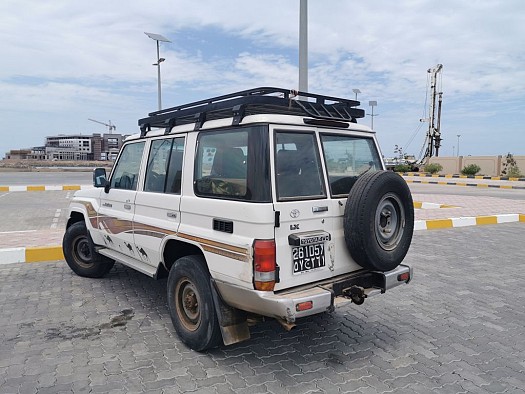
[138,87,365,136]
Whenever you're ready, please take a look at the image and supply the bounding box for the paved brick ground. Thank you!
[1,223,524,393]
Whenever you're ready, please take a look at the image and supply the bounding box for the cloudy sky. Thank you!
[1,0,524,158]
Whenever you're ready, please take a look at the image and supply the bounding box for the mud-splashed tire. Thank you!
[63,221,114,278]
[167,255,222,351]
[344,171,414,272]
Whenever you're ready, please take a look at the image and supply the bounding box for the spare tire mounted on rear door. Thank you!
[343,171,414,272]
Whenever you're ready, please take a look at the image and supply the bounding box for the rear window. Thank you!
[275,131,326,200]
[320,134,382,196]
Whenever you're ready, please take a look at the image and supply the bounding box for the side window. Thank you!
[194,130,248,198]
[275,132,326,200]
[110,142,145,190]
[166,138,185,194]
[320,135,381,196]
[144,137,185,194]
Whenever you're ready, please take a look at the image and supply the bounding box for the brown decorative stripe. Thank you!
[201,245,249,262]
[177,232,249,255]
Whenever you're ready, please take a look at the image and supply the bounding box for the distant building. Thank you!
[3,133,129,161]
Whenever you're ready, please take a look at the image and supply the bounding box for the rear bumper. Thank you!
[214,264,412,323]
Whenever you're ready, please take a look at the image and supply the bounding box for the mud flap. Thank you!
[210,279,250,346]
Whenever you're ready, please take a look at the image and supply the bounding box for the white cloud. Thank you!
[0,0,524,157]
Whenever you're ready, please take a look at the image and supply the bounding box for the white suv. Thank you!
[63,87,414,351]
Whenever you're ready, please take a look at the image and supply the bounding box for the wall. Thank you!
[427,156,525,176]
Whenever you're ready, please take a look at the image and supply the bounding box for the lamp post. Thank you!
[457,134,461,157]
[145,32,171,111]
[367,100,378,129]
[352,88,361,101]
[298,0,308,94]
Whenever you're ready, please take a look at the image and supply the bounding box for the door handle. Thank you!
[124,204,132,210]
[312,206,328,213]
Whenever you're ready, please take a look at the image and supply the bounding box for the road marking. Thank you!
[0,230,37,234]
[51,208,62,229]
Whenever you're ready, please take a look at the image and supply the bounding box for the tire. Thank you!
[343,171,414,272]
[167,255,222,351]
[62,221,115,278]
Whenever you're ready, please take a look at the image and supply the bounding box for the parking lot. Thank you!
[0,174,524,393]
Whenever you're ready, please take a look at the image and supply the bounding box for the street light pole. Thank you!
[367,101,378,129]
[352,88,361,101]
[457,134,461,157]
[298,0,308,94]
[145,32,171,111]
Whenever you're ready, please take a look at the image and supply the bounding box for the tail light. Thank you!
[253,239,276,291]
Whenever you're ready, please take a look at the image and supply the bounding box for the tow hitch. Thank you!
[343,286,366,305]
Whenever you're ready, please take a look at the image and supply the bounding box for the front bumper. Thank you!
[214,264,412,323]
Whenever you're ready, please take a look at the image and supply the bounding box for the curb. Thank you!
[402,173,525,181]
[1,214,524,264]
[0,185,92,192]
[414,213,525,231]
[0,246,64,265]
[404,179,525,190]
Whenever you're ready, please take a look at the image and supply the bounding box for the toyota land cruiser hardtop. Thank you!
[63,87,414,351]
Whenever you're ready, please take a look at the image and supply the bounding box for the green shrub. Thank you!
[506,166,523,178]
[461,164,481,176]
[424,163,443,174]
[394,164,412,172]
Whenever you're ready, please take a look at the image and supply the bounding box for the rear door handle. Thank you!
[312,206,328,213]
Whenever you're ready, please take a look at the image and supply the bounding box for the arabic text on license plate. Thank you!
[292,243,325,274]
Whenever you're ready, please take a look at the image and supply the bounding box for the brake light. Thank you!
[254,239,276,291]
[398,272,410,282]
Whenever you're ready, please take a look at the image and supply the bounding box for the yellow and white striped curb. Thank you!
[414,213,525,231]
[0,246,64,265]
[0,185,93,192]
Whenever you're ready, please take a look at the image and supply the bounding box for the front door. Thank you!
[98,141,145,259]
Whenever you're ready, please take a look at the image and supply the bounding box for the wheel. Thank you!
[343,171,414,272]
[62,221,115,278]
[167,255,222,351]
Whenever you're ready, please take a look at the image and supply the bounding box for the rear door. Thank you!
[133,136,185,267]
[272,127,334,290]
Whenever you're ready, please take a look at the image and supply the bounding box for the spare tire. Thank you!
[343,171,414,272]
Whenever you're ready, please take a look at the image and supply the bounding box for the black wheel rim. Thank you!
[374,193,405,251]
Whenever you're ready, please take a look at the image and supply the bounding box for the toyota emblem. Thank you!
[290,209,300,218]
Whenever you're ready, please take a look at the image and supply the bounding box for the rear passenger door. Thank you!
[133,136,185,267]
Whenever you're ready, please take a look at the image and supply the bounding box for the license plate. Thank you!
[292,243,325,274]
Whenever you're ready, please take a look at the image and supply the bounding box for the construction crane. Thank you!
[88,118,116,133]
[420,64,443,160]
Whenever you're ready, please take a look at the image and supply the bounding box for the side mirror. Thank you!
[93,168,107,188]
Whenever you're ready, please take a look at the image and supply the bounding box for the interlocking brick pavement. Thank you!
[1,222,524,393]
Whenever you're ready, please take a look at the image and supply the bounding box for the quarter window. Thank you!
[110,142,145,190]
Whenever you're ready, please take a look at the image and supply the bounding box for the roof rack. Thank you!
[138,87,365,137]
